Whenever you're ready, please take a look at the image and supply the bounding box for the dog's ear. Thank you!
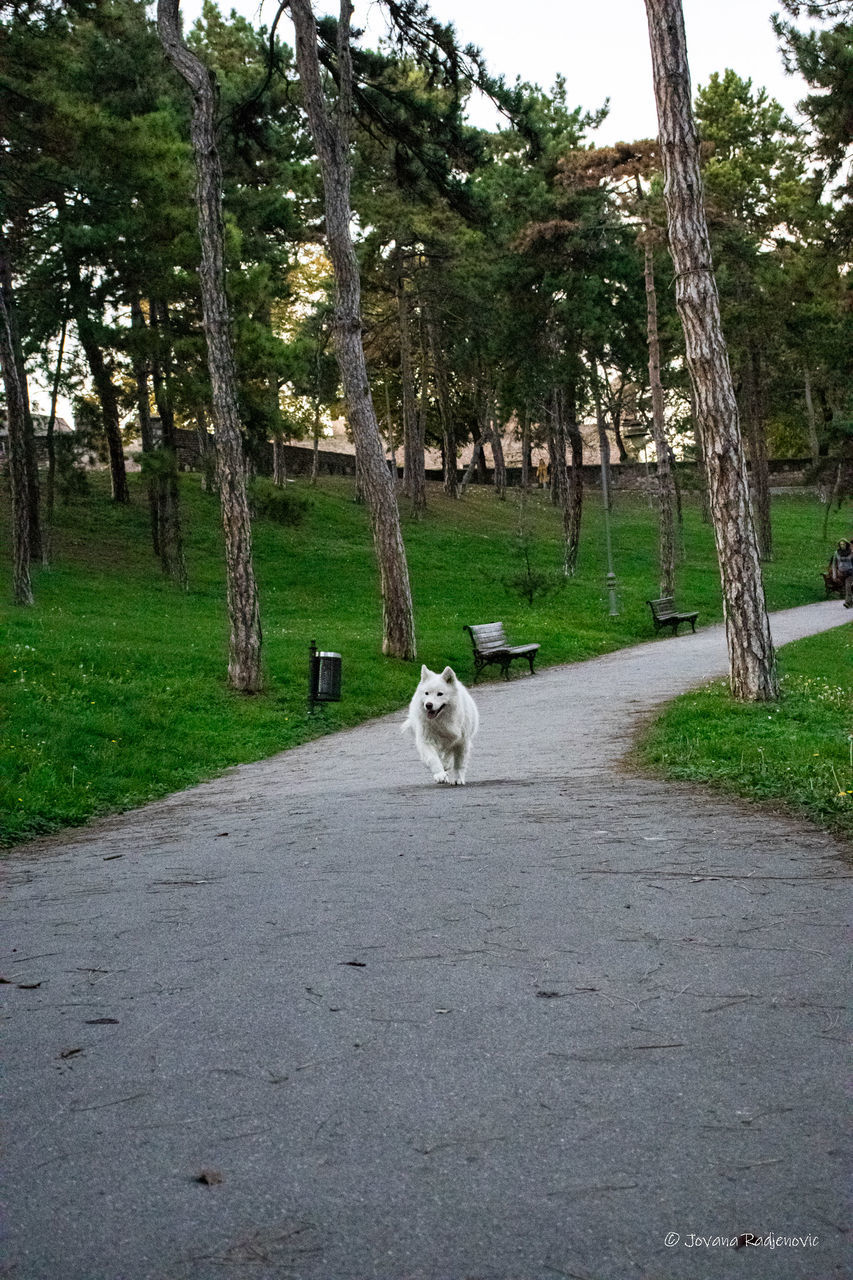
[420,664,431,681]
[440,666,456,683]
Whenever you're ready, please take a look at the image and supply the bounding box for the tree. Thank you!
[0,252,33,604]
[644,0,778,701]
[157,0,262,693]
[285,0,416,660]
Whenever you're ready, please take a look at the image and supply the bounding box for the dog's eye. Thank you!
[436,691,443,697]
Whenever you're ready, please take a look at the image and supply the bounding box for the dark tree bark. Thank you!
[591,370,613,512]
[0,272,33,604]
[55,208,130,506]
[130,299,161,557]
[149,298,188,589]
[287,0,416,658]
[485,396,507,500]
[563,385,585,576]
[427,313,457,498]
[645,0,777,701]
[44,311,68,536]
[0,234,42,559]
[520,407,531,493]
[741,346,773,560]
[642,239,676,596]
[158,0,262,692]
[803,366,820,467]
[395,245,425,515]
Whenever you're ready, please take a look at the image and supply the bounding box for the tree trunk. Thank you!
[0,273,34,604]
[803,366,820,467]
[0,233,42,560]
[741,346,772,560]
[564,385,585,576]
[57,214,130,506]
[643,241,676,597]
[426,311,457,498]
[591,372,613,512]
[395,245,425,515]
[149,298,188,588]
[549,389,574,576]
[645,0,777,701]
[158,0,262,692]
[486,396,507,500]
[130,299,161,557]
[520,408,531,492]
[44,311,68,539]
[288,0,415,659]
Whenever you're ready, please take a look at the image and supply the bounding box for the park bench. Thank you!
[463,622,540,682]
[647,596,699,637]
[822,572,843,597]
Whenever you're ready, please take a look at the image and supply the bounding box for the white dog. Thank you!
[402,665,479,785]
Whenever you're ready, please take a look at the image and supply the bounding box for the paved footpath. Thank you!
[2,603,850,1280]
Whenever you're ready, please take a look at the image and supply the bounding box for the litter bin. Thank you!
[309,640,341,710]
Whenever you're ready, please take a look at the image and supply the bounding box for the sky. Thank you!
[180,0,811,144]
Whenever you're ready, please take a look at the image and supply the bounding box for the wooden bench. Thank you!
[647,597,698,636]
[463,622,540,682]
[822,572,843,597]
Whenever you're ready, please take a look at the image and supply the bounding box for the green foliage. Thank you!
[633,628,853,844]
[2,473,851,848]
[248,476,310,526]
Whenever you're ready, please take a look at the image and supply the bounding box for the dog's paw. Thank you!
[433,771,450,784]
[453,777,466,786]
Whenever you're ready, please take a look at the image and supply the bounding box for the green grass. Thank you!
[633,627,853,844]
[1,471,850,847]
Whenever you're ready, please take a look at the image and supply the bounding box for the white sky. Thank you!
[181,0,811,143]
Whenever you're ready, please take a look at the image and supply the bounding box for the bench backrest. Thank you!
[648,597,675,617]
[465,622,509,653]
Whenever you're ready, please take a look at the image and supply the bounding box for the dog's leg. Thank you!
[452,740,472,785]
[417,740,451,784]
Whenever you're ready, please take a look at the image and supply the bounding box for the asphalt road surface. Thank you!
[3,602,850,1280]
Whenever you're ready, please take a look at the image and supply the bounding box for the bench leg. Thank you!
[526,653,536,675]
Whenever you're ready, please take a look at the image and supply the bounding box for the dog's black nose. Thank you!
[425,702,433,711]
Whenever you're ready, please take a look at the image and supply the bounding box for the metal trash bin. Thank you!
[309,641,341,709]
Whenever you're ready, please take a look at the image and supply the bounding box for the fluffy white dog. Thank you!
[402,665,479,785]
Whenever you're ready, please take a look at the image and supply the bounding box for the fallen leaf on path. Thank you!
[195,1169,223,1186]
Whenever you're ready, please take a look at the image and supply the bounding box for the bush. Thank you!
[249,476,310,526]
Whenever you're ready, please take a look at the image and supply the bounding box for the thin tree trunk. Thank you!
[645,0,776,700]
[426,311,457,498]
[45,311,68,537]
[0,275,33,603]
[643,240,676,596]
[383,380,398,480]
[520,408,531,493]
[396,245,424,515]
[311,395,320,484]
[0,233,41,559]
[149,298,188,588]
[550,389,575,576]
[564,385,585,576]
[287,0,415,659]
[460,437,484,492]
[741,347,772,560]
[803,366,820,467]
[591,371,612,512]
[487,396,507,500]
[130,298,161,556]
[158,0,262,691]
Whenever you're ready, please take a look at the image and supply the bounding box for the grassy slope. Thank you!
[1,472,850,846]
[632,626,853,843]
